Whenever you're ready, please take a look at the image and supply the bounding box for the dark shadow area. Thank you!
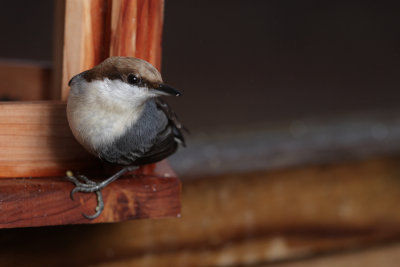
[1,1,399,134]
[162,0,400,132]
[0,0,53,62]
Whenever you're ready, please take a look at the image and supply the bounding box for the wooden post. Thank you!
[109,0,138,57]
[59,0,109,100]
[133,0,164,67]
[57,0,164,100]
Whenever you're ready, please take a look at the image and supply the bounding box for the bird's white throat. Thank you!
[67,79,147,153]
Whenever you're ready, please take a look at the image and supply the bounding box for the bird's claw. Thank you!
[65,171,105,220]
[82,191,104,219]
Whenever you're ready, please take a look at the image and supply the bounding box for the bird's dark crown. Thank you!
[69,57,163,89]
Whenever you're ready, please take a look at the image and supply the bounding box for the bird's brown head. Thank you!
[69,56,181,98]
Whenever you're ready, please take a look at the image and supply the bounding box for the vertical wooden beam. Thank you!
[109,0,138,57]
[57,0,164,100]
[109,0,164,69]
[146,0,164,68]
[56,0,164,100]
[135,0,150,60]
[58,0,109,101]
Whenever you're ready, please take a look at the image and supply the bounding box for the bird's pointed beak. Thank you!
[153,84,182,96]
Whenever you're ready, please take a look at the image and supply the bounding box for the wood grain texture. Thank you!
[0,100,181,226]
[0,101,174,178]
[60,0,164,100]
[60,0,109,100]
[146,0,164,68]
[92,237,400,267]
[109,0,164,68]
[109,0,138,57]
[0,101,96,177]
[266,243,400,267]
[135,0,164,67]
[0,157,400,266]
[0,160,180,228]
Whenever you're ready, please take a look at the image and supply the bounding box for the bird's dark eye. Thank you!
[127,74,139,85]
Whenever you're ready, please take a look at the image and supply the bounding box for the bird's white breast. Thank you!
[67,79,145,154]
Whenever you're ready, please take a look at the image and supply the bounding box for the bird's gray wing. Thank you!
[98,99,185,166]
[155,98,186,146]
[133,98,187,165]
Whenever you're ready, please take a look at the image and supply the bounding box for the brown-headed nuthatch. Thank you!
[66,56,185,219]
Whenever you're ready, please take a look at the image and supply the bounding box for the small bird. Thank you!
[66,56,185,219]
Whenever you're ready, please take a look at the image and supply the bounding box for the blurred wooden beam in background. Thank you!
[1,156,400,265]
[170,110,400,178]
[266,243,400,267]
[0,61,51,101]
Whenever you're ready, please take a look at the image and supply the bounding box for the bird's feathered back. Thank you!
[97,99,185,166]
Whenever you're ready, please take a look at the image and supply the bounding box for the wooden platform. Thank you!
[0,101,181,228]
[0,161,180,228]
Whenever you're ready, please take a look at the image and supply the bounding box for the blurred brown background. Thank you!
[1,0,400,266]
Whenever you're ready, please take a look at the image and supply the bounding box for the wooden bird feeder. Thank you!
[0,0,181,228]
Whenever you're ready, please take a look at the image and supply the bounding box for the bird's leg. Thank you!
[65,166,138,219]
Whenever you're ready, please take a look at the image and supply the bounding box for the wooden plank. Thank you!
[109,0,164,68]
[0,160,180,228]
[0,61,51,101]
[146,0,164,68]
[0,101,97,177]
[265,243,400,267]
[109,0,138,57]
[0,101,173,178]
[0,100,181,227]
[135,0,164,67]
[0,231,397,267]
[89,237,400,267]
[60,0,109,100]
[0,157,400,265]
